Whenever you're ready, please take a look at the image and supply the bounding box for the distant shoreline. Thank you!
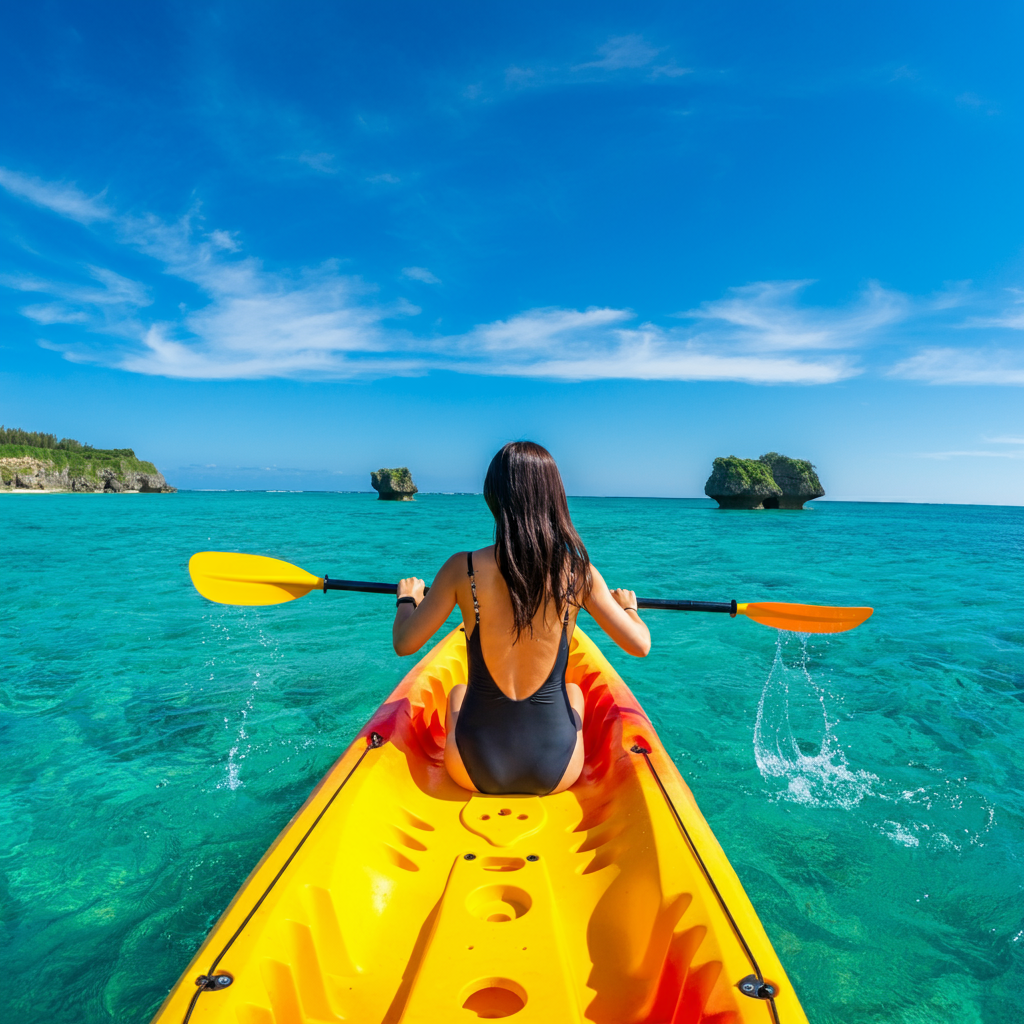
[2,489,1019,507]
[0,488,154,495]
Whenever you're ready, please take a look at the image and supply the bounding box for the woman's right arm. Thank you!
[392,553,463,656]
[583,565,651,657]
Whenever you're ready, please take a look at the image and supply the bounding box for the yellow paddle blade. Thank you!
[188,552,322,606]
[737,601,873,634]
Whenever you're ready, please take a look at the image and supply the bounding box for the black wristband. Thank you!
[623,606,638,613]
[396,596,417,608]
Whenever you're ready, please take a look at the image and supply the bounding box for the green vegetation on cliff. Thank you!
[0,427,174,492]
[0,444,156,477]
[0,425,135,457]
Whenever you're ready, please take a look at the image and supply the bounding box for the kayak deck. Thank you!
[153,626,806,1023]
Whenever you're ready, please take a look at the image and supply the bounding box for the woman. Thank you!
[392,442,650,795]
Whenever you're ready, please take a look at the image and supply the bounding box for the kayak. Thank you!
[152,625,807,1023]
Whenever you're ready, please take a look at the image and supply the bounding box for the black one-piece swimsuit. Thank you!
[454,553,579,795]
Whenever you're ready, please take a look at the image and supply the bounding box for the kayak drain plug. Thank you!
[195,974,233,991]
[737,975,776,1000]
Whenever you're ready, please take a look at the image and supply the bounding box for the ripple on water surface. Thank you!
[1,492,1021,1023]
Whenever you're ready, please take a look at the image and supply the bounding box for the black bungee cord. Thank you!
[179,732,384,1023]
[631,744,782,1024]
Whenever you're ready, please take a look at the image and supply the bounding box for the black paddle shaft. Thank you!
[322,577,735,614]
[637,598,737,614]
[323,577,404,595]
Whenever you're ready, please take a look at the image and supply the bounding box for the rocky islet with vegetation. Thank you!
[705,452,824,509]
[371,466,418,500]
[0,427,175,493]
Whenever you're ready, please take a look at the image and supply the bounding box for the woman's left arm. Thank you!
[392,553,462,656]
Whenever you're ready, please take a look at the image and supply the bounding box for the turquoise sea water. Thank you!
[1,492,1021,1023]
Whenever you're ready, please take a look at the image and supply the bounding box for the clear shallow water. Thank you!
[1,492,1021,1023]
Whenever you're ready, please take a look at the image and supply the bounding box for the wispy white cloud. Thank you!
[652,61,693,79]
[2,265,150,335]
[889,347,1024,385]
[505,34,689,92]
[207,229,241,253]
[446,308,853,382]
[402,266,441,285]
[678,279,909,351]
[297,152,337,174]
[1,169,1021,387]
[505,66,537,87]
[961,288,1024,330]
[574,35,662,71]
[956,92,999,115]
[984,435,1024,445]
[0,184,416,378]
[889,65,920,83]
[0,167,112,224]
[87,224,416,379]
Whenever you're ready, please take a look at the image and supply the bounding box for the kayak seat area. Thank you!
[152,627,806,1024]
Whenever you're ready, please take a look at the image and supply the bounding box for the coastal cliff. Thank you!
[371,467,418,500]
[0,439,176,493]
[704,452,824,509]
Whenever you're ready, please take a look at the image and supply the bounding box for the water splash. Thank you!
[873,778,996,852]
[754,632,878,808]
[218,671,260,791]
[753,634,999,843]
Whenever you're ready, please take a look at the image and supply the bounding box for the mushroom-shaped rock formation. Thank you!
[371,467,419,501]
[704,453,825,509]
[704,457,782,509]
[757,452,825,509]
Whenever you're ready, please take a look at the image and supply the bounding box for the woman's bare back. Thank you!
[453,546,577,699]
[392,541,650,795]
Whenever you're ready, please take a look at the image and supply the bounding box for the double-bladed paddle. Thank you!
[188,551,873,634]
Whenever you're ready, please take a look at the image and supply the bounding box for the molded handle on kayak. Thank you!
[637,598,736,614]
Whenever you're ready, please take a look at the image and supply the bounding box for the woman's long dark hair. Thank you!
[484,441,592,640]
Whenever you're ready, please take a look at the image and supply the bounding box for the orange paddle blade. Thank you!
[736,601,873,634]
[188,552,323,606]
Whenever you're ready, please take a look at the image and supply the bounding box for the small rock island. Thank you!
[0,427,176,493]
[705,452,824,509]
[371,467,418,501]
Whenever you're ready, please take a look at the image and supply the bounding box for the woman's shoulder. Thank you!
[447,545,495,561]
[437,547,495,575]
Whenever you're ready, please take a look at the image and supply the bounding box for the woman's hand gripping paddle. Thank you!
[189,551,873,634]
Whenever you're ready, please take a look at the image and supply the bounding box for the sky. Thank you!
[1,1,1022,503]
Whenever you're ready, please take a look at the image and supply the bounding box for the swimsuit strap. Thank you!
[467,551,480,624]
[467,550,568,632]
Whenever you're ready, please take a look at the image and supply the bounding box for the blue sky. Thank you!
[1,1,1022,502]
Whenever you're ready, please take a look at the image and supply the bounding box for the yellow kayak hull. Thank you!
[152,627,807,1023]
